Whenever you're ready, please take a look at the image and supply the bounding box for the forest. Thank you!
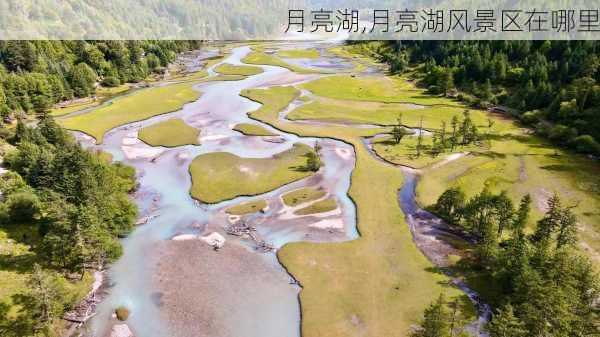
[370,40,600,155]
[410,188,600,337]
[0,117,137,335]
[0,40,202,119]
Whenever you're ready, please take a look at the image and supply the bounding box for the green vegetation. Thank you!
[416,131,600,254]
[277,49,320,59]
[241,86,299,122]
[60,81,201,143]
[50,100,99,117]
[241,85,473,336]
[372,111,491,168]
[287,98,499,130]
[300,75,463,106]
[232,123,277,136]
[214,63,263,76]
[294,197,337,215]
[115,306,130,321]
[225,199,267,215]
[377,41,600,155]
[0,41,200,118]
[410,293,471,337]
[189,143,318,203]
[138,118,199,147]
[242,48,328,74]
[372,134,446,168]
[430,187,599,337]
[281,187,326,207]
[0,117,136,335]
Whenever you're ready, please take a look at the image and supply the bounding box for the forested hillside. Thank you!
[0,117,137,335]
[0,40,201,119]
[371,41,600,155]
[0,0,302,39]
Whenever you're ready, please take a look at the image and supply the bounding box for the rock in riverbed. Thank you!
[110,324,134,337]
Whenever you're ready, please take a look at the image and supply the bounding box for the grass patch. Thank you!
[416,130,600,255]
[189,143,318,203]
[0,224,93,334]
[294,197,337,215]
[50,99,100,117]
[282,187,326,207]
[277,49,320,59]
[241,86,300,122]
[287,97,506,131]
[225,199,268,215]
[214,63,263,76]
[241,85,474,336]
[60,81,201,144]
[138,118,200,147]
[232,123,277,136]
[50,85,132,117]
[300,75,464,106]
[242,48,330,74]
[372,134,446,168]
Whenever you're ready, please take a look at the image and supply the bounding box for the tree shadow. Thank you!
[539,164,576,172]
[0,294,37,337]
[0,253,37,274]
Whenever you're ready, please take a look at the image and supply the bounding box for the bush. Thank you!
[571,135,600,155]
[101,76,121,87]
[115,306,130,321]
[6,190,40,222]
[521,110,541,124]
[548,124,577,143]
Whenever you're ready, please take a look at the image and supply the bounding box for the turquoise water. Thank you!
[78,44,359,337]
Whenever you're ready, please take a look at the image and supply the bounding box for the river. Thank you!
[74,41,490,337]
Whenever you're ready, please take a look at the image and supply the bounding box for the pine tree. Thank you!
[416,115,424,157]
[391,115,407,144]
[440,121,447,151]
[556,206,578,249]
[26,264,65,332]
[412,293,450,337]
[487,304,527,337]
[512,194,531,235]
[450,115,459,151]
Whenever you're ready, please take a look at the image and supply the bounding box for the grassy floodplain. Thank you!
[242,46,332,74]
[416,133,600,256]
[189,143,318,203]
[287,97,497,129]
[232,123,277,136]
[225,199,268,215]
[294,197,337,215]
[60,81,201,144]
[277,48,320,59]
[138,118,200,147]
[300,75,464,106]
[282,187,326,207]
[214,63,264,76]
[239,85,473,336]
[50,84,132,117]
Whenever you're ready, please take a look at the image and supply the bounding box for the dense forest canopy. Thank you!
[424,187,600,337]
[0,40,201,118]
[0,117,137,335]
[0,0,303,39]
[373,40,600,155]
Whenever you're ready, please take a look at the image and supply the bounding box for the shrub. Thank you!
[571,135,600,155]
[548,124,577,144]
[6,191,40,222]
[115,306,130,321]
[521,110,541,124]
[101,76,121,87]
